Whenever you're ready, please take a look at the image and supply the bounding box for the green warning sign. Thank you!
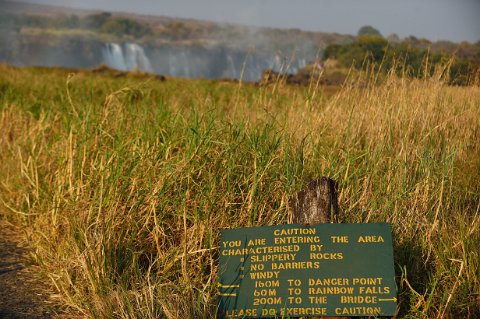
[218,223,396,318]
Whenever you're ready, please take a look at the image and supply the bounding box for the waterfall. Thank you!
[227,54,237,78]
[272,54,283,72]
[299,58,307,69]
[181,51,190,77]
[102,42,153,72]
[168,51,177,75]
[102,43,127,71]
[101,42,314,81]
[124,43,153,72]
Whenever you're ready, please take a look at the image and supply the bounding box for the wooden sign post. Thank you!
[218,178,397,318]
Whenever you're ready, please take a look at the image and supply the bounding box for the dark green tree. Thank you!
[82,12,112,29]
[358,35,388,62]
[101,18,152,38]
[358,25,382,37]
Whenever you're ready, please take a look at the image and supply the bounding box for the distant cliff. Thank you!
[0,2,354,81]
[1,29,317,81]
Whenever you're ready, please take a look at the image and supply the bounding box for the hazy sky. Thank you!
[5,0,480,43]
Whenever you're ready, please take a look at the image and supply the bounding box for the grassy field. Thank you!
[0,64,479,318]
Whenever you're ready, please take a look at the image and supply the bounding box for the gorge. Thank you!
[1,32,313,81]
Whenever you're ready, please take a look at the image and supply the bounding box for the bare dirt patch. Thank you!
[0,218,67,318]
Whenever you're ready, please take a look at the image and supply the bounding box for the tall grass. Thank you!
[0,64,479,318]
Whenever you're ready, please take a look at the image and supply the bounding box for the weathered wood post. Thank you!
[290,177,348,319]
[291,177,340,225]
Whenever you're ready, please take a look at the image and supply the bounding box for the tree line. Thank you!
[323,26,479,85]
[0,12,152,39]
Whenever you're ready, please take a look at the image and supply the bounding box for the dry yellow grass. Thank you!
[0,64,479,318]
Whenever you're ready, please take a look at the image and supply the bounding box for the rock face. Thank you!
[0,32,105,68]
[259,63,347,87]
